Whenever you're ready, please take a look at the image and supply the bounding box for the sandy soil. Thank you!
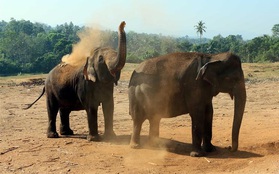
[0,63,278,174]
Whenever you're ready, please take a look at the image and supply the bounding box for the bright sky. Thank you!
[1,0,278,39]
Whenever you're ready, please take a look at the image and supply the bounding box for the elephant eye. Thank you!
[99,55,104,63]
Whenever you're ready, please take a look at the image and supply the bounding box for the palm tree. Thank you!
[194,20,206,52]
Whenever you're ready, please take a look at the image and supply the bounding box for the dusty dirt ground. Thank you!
[0,63,279,174]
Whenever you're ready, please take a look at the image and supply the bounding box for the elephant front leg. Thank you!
[190,110,206,157]
[102,98,116,140]
[86,107,101,141]
[202,104,216,153]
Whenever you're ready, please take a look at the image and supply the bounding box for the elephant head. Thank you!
[196,53,246,152]
[83,21,126,83]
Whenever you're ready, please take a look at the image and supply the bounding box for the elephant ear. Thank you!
[83,57,96,82]
[196,60,222,87]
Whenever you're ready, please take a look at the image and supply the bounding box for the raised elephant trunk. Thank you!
[231,80,246,151]
[110,21,126,75]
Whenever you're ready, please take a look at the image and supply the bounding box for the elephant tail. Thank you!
[23,87,45,110]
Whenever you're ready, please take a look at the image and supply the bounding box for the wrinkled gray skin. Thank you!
[25,21,126,141]
[128,52,246,157]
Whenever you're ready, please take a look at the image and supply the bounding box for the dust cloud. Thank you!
[61,25,102,66]
[124,148,168,170]
[61,1,174,66]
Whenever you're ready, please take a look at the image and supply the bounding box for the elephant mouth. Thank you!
[100,63,117,83]
[101,77,113,83]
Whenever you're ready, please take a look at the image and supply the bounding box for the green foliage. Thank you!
[0,19,279,75]
[0,19,81,75]
[272,24,279,37]
[0,57,18,75]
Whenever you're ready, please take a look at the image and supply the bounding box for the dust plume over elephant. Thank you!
[24,21,126,141]
[128,52,246,157]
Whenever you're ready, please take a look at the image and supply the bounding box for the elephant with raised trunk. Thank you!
[128,52,246,157]
[24,21,126,141]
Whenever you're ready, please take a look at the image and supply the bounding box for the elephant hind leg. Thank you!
[130,118,144,149]
[59,108,74,135]
[129,89,145,148]
[148,116,161,147]
[46,96,59,138]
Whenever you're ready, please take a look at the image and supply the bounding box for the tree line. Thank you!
[1,19,279,75]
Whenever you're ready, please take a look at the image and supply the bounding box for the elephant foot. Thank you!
[103,131,117,140]
[47,131,59,138]
[190,149,206,157]
[60,127,74,135]
[202,143,216,152]
[130,134,141,149]
[148,137,162,148]
[226,145,237,152]
[130,141,141,149]
[87,134,101,142]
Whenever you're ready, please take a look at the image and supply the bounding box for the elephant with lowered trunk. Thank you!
[24,21,126,141]
[128,52,246,157]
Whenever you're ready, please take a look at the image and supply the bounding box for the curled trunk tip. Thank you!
[119,21,126,32]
